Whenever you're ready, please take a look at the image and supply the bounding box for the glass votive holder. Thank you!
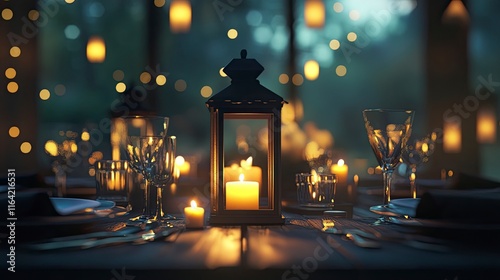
[95,160,130,209]
[296,173,337,208]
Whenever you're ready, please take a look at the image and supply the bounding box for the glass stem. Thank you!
[410,173,417,199]
[383,169,394,205]
[142,179,155,218]
[156,187,164,220]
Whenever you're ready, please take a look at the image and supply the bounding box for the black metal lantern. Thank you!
[206,49,285,225]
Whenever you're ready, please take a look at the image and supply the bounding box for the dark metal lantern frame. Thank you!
[206,50,285,225]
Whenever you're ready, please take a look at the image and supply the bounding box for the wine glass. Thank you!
[362,109,414,220]
[149,135,177,224]
[400,135,436,198]
[121,115,169,223]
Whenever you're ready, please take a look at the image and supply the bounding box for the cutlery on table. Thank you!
[24,222,181,251]
[44,221,157,242]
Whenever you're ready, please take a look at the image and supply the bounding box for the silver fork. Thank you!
[322,220,381,249]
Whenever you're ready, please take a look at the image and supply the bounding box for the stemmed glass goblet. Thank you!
[149,135,176,224]
[401,135,436,198]
[362,109,414,221]
[121,115,169,223]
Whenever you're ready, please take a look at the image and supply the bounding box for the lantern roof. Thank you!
[206,49,286,108]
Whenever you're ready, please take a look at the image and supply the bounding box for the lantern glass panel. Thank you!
[223,113,272,210]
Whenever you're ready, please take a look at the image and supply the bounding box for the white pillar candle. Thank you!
[225,174,259,210]
[331,159,348,190]
[184,200,205,228]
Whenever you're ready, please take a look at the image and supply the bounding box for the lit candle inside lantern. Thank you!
[170,0,192,33]
[86,36,106,63]
[443,120,461,153]
[225,174,259,210]
[477,107,496,143]
[304,0,325,28]
[224,156,262,187]
[174,156,191,178]
[331,159,348,190]
[184,200,205,228]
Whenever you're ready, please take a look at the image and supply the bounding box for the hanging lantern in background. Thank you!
[443,119,461,153]
[442,0,469,25]
[304,60,320,80]
[305,0,325,28]
[170,0,192,33]
[206,49,286,225]
[86,36,106,63]
[477,106,497,144]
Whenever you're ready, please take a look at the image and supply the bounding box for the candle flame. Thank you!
[239,173,244,181]
[86,36,106,63]
[190,200,197,208]
[337,159,345,166]
[241,156,253,169]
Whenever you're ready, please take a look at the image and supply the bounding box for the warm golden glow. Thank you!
[279,73,289,84]
[81,131,90,141]
[175,155,185,166]
[20,142,32,154]
[170,0,192,33]
[86,36,106,63]
[336,65,347,76]
[305,141,323,162]
[337,159,345,166]
[347,32,357,42]
[304,60,320,81]
[91,151,104,161]
[39,89,51,100]
[45,140,58,156]
[333,2,344,13]
[281,102,296,124]
[292,74,304,86]
[70,142,78,153]
[227,28,238,39]
[156,74,167,86]
[329,39,340,50]
[175,79,187,91]
[140,72,152,83]
[5,68,16,79]
[28,10,39,21]
[443,0,469,25]
[200,85,213,98]
[2,8,13,20]
[219,68,227,77]
[431,132,437,141]
[305,0,325,28]
[65,0,76,3]
[9,126,20,138]
[115,82,126,93]
[477,107,496,143]
[174,155,191,177]
[154,0,166,8]
[421,143,429,153]
[443,120,461,153]
[10,46,21,58]
[448,170,454,177]
[190,200,197,208]
[7,82,18,94]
